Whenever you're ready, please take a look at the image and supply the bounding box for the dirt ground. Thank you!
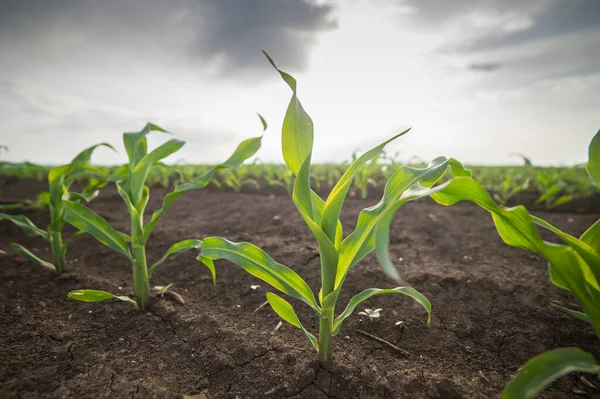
[1,178,599,398]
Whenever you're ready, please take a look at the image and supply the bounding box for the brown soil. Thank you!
[1,178,599,398]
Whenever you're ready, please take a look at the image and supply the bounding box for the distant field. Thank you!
[2,160,597,212]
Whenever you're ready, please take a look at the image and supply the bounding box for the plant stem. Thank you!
[50,231,66,275]
[132,245,150,310]
[318,309,333,363]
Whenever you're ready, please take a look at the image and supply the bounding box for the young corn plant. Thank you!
[0,143,113,274]
[413,130,600,398]
[199,53,459,362]
[65,121,265,310]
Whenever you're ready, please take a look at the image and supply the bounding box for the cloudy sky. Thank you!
[0,0,598,166]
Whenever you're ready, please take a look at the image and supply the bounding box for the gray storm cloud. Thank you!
[0,0,337,78]
[388,0,600,88]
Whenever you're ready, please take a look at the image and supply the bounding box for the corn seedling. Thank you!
[403,130,600,398]
[198,53,465,362]
[0,143,113,274]
[65,121,265,310]
[219,168,259,192]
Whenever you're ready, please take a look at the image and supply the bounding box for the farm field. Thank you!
[0,176,598,398]
[1,55,599,399]
[2,2,599,398]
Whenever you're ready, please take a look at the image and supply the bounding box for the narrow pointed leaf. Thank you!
[148,239,202,278]
[321,129,410,240]
[71,142,115,165]
[63,190,100,203]
[146,129,265,241]
[64,201,131,259]
[336,157,449,288]
[550,303,590,323]
[293,154,338,296]
[332,287,431,335]
[264,50,313,175]
[200,237,319,311]
[64,230,86,248]
[9,243,55,271]
[267,292,319,351]
[587,129,600,186]
[68,289,137,307]
[581,219,600,249]
[0,214,49,240]
[502,348,600,399]
[123,123,169,168]
[197,255,217,284]
[430,176,600,338]
[374,182,451,283]
[48,165,72,206]
[532,216,600,268]
[130,138,185,202]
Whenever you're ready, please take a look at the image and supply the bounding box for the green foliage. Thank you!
[198,53,462,362]
[64,122,265,310]
[502,348,600,399]
[424,130,600,399]
[0,143,113,274]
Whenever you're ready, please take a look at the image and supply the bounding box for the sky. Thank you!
[0,0,598,166]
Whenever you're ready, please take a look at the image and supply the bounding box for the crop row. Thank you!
[1,54,599,398]
[2,146,597,211]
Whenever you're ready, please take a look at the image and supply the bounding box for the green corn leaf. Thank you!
[48,165,72,206]
[321,129,410,241]
[448,158,472,177]
[587,129,600,186]
[536,184,563,204]
[71,142,116,165]
[550,302,590,323]
[263,50,313,176]
[37,191,51,206]
[293,154,338,297]
[148,239,202,278]
[431,177,541,252]
[430,175,600,338]
[116,183,141,223]
[142,191,183,242]
[83,178,109,193]
[108,164,130,182]
[266,292,319,351]
[217,136,263,171]
[63,190,100,203]
[550,195,572,207]
[68,289,137,308]
[502,348,600,399]
[64,164,113,188]
[63,230,86,248]
[332,287,431,335]
[531,216,600,291]
[174,169,214,193]
[144,125,266,242]
[293,153,316,222]
[9,243,55,271]
[200,237,319,312]
[0,203,24,210]
[581,219,600,248]
[0,213,50,240]
[374,182,451,284]
[257,113,268,131]
[64,201,132,259]
[197,255,217,284]
[130,138,185,204]
[336,157,449,288]
[123,123,169,168]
